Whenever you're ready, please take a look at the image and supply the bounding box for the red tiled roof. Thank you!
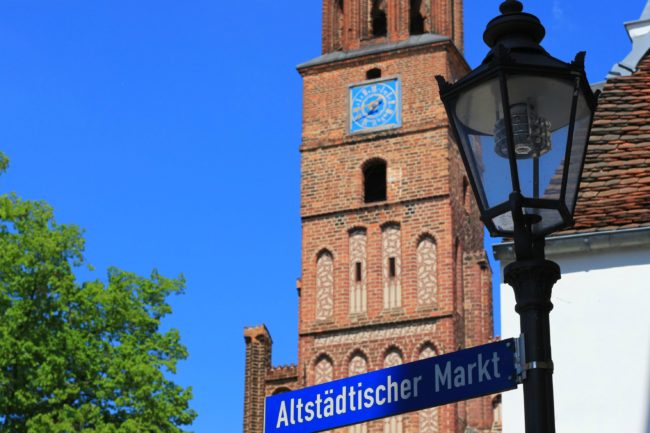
[561,53,650,234]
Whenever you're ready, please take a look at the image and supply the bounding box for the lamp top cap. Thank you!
[499,0,524,14]
[484,1,545,49]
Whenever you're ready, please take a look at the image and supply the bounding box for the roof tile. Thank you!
[558,53,650,235]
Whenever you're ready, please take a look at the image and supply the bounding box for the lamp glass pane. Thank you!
[493,211,514,233]
[506,74,576,234]
[452,77,513,211]
[565,90,593,214]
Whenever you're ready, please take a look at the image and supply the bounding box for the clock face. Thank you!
[350,78,401,134]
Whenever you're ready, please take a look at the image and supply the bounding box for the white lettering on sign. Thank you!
[272,349,505,430]
[435,351,501,392]
[275,375,423,429]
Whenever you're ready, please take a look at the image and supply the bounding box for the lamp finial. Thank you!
[499,0,524,14]
[484,0,544,48]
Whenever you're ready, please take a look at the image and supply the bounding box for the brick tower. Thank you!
[243,1,496,432]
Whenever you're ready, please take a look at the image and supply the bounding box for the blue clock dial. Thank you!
[350,78,401,133]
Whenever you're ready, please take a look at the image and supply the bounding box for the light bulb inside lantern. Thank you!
[494,102,552,159]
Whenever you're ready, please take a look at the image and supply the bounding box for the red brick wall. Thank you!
[300,201,456,331]
[265,364,300,397]
[294,38,494,432]
[300,44,466,154]
[243,326,272,433]
[243,4,496,433]
[297,38,480,323]
[321,0,464,54]
[298,319,461,433]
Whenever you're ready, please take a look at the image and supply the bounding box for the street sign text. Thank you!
[264,339,518,433]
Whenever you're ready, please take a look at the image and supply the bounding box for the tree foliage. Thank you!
[0,154,196,432]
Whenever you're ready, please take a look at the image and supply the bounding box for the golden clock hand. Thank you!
[368,99,382,112]
[354,100,384,121]
[356,99,379,112]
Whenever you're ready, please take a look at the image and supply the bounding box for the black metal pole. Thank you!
[505,258,560,433]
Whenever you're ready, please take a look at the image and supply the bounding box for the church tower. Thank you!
[243,1,496,432]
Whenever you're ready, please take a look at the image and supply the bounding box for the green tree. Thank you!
[0,153,196,433]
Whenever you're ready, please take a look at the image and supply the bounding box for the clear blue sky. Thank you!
[0,1,645,431]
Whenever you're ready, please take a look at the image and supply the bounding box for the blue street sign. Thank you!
[264,339,518,433]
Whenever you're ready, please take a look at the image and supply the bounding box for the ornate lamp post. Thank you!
[436,1,599,432]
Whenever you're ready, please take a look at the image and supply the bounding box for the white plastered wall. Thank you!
[500,245,650,433]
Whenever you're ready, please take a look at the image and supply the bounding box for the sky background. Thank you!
[0,1,646,432]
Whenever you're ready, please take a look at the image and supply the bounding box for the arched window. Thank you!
[366,68,382,80]
[316,250,334,321]
[417,236,438,307]
[418,344,439,433]
[314,356,334,433]
[419,344,436,360]
[349,229,367,314]
[363,159,387,203]
[349,353,368,376]
[333,0,345,50]
[348,354,368,433]
[382,224,401,309]
[384,349,402,368]
[371,0,387,38]
[410,0,428,35]
[315,356,334,385]
[272,387,292,395]
[383,350,403,433]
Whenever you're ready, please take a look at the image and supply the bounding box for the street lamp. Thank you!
[436,1,599,433]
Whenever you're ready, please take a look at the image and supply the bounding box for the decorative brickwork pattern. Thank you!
[417,236,438,307]
[314,322,437,347]
[349,229,368,314]
[315,357,335,384]
[349,354,369,433]
[419,345,439,433]
[349,354,368,376]
[384,351,404,433]
[382,224,402,309]
[384,349,403,367]
[317,251,335,321]
[384,350,402,368]
[315,357,334,433]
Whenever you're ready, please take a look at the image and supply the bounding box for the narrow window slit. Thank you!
[389,257,396,278]
[371,0,387,37]
[355,262,363,282]
[410,0,426,35]
[333,0,345,50]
